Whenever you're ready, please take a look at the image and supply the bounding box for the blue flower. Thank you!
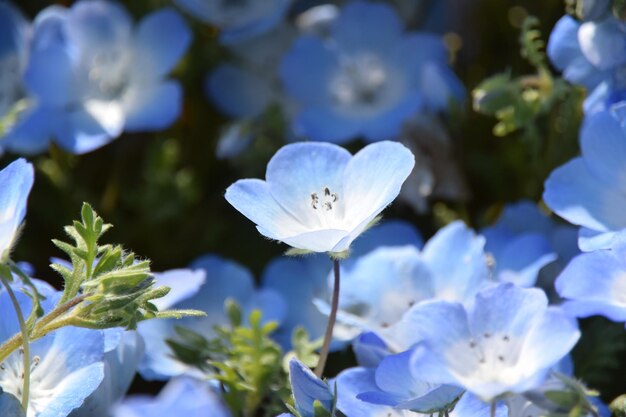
[407,283,580,401]
[173,0,292,44]
[318,221,490,350]
[556,230,626,322]
[544,109,626,251]
[0,158,34,262]
[261,220,422,349]
[138,258,286,380]
[0,284,105,417]
[113,377,231,417]
[225,141,414,254]
[4,0,191,155]
[0,1,30,124]
[280,0,464,143]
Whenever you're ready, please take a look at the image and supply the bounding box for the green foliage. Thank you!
[169,302,290,417]
[284,327,322,370]
[50,203,203,330]
[540,373,602,417]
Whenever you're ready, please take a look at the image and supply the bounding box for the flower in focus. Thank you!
[0,158,34,262]
[4,0,191,155]
[280,0,464,143]
[225,141,414,254]
[407,283,580,401]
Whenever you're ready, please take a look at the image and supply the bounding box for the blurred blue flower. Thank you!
[407,283,580,401]
[138,259,286,381]
[113,377,231,417]
[0,284,105,417]
[261,220,422,349]
[544,109,626,251]
[4,0,191,155]
[280,0,464,143]
[0,1,30,125]
[556,230,626,322]
[173,0,292,44]
[0,158,34,262]
[225,141,414,254]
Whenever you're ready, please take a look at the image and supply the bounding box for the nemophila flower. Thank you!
[0,2,30,125]
[481,201,564,288]
[3,0,191,155]
[0,284,105,417]
[544,109,626,251]
[407,283,580,401]
[280,0,464,143]
[555,230,626,322]
[0,158,34,262]
[113,377,231,417]
[173,0,292,44]
[0,387,24,417]
[316,221,490,349]
[225,141,414,254]
[261,220,422,349]
[138,258,286,380]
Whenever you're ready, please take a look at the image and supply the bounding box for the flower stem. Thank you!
[0,278,31,413]
[490,401,496,417]
[315,259,340,378]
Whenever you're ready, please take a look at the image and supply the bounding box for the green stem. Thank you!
[490,401,496,417]
[1,277,31,413]
[315,259,340,378]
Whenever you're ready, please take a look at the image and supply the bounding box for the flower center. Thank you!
[331,54,388,107]
[466,332,519,380]
[310,186,339,211]
[87,48,131,100]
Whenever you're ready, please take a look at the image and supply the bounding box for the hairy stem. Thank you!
[1,278,31,412]
[315,259,340,378]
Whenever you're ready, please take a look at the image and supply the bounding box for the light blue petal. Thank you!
[2,105,57,155]
[53,106,121,154]
[247,288,287,325]
[544,158,626,232]
[289,359,333,417]
[556,240,626,320]
[578,18,626,71]
[421,221,489,303]
[414,62,465,112]
[343,141,414,227]
[352,332,389,368]
[578,227,617,251]
[65,0,132,51]
[517,307,580,373]
[266,142,351,227]
[0,158,34,259]
[330,1,403,53]
[451,394,507,417]
[24,43,77,108]
[225,178,307,240]
[579,110,626,189]
[219,0,291,44]
[123,81,183,132]
[360,94,423,140]
[131,8,191,81]
[495,234,557,287]
[334,367,406,417]
[207,65,274,118]
[0,389,24,417]
[280,36,337,106]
